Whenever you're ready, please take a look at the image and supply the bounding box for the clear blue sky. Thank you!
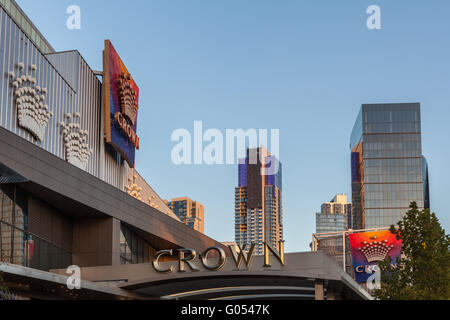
[16,0,450,252]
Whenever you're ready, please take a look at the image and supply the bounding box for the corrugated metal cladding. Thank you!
[0,8,73,159]
[46,50,102,177]
[0,7,178,220]
[0,7,122,185]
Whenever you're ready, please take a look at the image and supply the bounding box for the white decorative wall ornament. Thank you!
[9,62,53,141]
[148,195,159,209]
[125,175,142,200]
[59,113,93,171]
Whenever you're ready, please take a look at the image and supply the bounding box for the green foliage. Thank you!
[0,271,15,300]
[0,271,8,298]
[374,202,450,300]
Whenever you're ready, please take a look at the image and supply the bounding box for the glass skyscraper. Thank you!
[350,103,430,229]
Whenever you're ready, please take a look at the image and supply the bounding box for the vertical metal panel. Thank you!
[0,8,175,218]
[0,9,91,174]
[103,143,121,187]
[0,9,5,126]
[45,50,105,179]
[46,51,78,92]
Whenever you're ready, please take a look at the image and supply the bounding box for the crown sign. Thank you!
[9,62,53,141]
[59,113,93,171]
[358,237,395,263]
[117,73,138,125]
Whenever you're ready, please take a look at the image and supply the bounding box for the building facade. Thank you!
[350,103,430,229]
[316,194,352,233]
[165,197,204,233]
[0,0,371,300]
[0,0,227,274]
[234,147,283,255]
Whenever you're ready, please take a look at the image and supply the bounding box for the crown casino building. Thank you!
[0,0,371,300]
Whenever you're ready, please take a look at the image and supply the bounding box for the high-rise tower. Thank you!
[165,197,205,233]
[234,147,283,255]
[316,194,352,233]
[350,103,430,229]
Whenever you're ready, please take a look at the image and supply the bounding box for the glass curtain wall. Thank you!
[0,184,71,271]
[119,223,156,265]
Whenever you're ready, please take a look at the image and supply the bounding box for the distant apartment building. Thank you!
[350,103,430,229]
[316,194,352,234]
[235,147,283,255]
[165,197,205,233]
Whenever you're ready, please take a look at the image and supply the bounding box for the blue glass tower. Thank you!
[350,103,430,229]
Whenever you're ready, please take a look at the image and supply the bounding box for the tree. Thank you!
[0,271,8,299]
[0,271,16,300]
[375,202,450,300]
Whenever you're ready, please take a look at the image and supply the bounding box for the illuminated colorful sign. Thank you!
[103,40,140,167]
[349,230,402,283]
